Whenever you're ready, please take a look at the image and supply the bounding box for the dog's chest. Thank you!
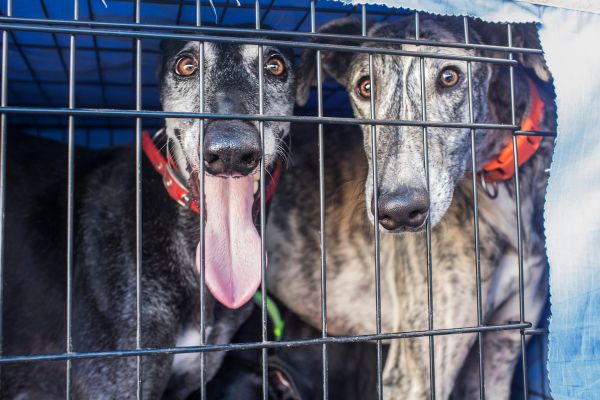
[171,325,212,375]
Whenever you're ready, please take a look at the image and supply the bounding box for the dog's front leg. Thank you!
[382,235,483,400]
[71,350,174,399]
[70,294,180,399]
[451,256,548,399]
[383,337,434,399]
[383,333,482,400]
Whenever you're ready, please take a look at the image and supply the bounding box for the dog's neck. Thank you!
[479,76,545,183]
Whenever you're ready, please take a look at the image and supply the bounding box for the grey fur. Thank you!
[158,40,298,178]
[267,16,554,399]
[1,37,298,399]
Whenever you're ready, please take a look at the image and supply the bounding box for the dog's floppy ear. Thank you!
[510,23,551,82]
[470,20,551,82]
[296,17,363,106]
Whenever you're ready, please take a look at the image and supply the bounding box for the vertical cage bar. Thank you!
[255,2,268,400]
[6,31,53,106]
[85,0,111,116]
[362,6,383,400]
[293,9,310,32]
[463,17,486,400]
[415,12,436,400]
[260,0,275,24]
[310,2,329,399]
[507,23,529,400]
[134,0,143,398]
[87,0,116,147]
[66,1,79,399]
[175,0,185,25]
[39,0,69,80]
[0,0,11,389]
[196,1,207,399]
[218,0,231,25]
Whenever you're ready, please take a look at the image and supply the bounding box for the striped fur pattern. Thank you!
[267,15,555,399]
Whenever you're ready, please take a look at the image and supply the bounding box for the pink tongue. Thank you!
[198,175,262,309]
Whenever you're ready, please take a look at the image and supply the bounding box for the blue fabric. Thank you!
[538,8,600,399]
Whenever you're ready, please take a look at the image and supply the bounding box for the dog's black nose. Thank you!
[203,120,262,176]
[372,188,430,231]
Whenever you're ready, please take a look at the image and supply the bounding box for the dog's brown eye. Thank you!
[265,55,286,77]
[438,67,460,88]
[175,56,198,77]
[357,77,372,99]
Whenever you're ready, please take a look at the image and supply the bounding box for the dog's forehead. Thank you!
[166,41,291,64]
[345,19,479,81]
[349,47,476,83]
[367,18,465,43]
[170,41,244,63]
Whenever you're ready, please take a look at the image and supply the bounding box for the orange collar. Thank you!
[142,128,283,214]
[481,77,544,182]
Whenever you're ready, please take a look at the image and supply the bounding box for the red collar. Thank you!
[142,128,283,214]
[481,77,545,182]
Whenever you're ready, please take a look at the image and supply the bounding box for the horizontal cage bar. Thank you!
[0,23,520,65]
[0,16,543,55]
[0,322,532,365]
[0,106,519,130]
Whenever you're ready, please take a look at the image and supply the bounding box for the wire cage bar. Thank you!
[309,1,330,399]
[0,1,555,399]
[0,0,10,392]
[415,11,437,399]
[196,0,208,398]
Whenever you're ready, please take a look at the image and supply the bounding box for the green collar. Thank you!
[252,292,285,341]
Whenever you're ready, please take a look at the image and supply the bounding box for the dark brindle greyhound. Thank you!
[267,16,555,399]
[1,37,297,399]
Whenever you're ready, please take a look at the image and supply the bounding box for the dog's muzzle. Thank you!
[372,187,430,232]
[203,120,262,177]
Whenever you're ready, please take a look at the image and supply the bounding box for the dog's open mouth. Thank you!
[191,173,264,309]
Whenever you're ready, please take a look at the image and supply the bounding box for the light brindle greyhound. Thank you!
[267,16,555,399]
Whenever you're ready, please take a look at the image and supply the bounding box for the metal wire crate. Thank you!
[0,0,553,399]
